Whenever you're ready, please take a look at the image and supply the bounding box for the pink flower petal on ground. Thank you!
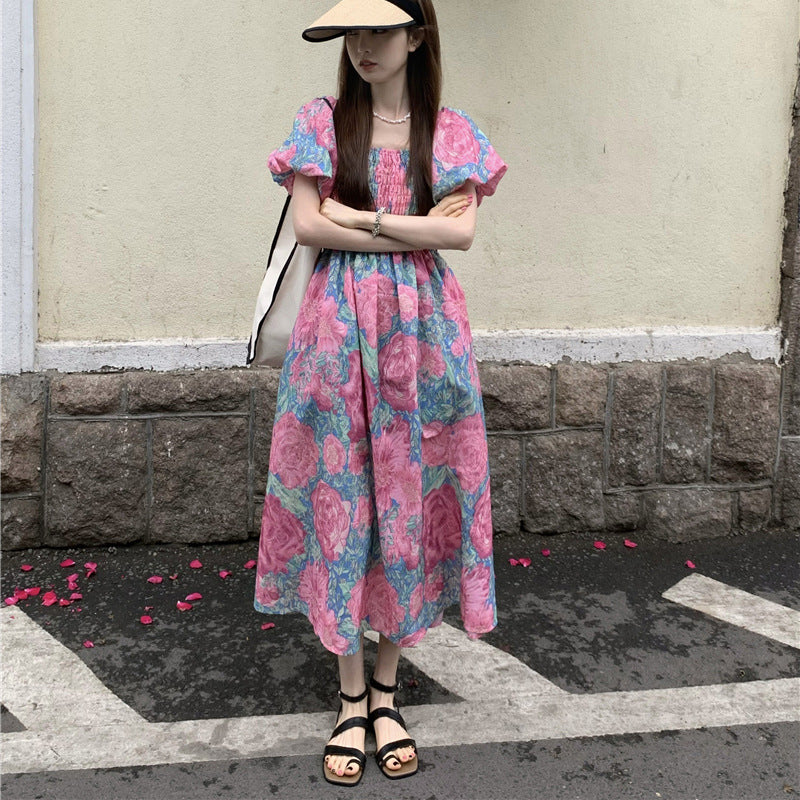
[59,598,71,606]
[169,574,178,580]
[508,558,519,566]
[624,539,638,548]
[189,559,203,569]
[5,597,19,606]
[519,557,532,567]
[84,562,97,571]
[42,591,58,606]
[144,605,154,611]
[147,576,163,584]
[176,601,193,611]
[67,581,79,591]
[14,589,29,600]
[20,564,33,572]
[218,570,232,579]
[66,573,79,582]
[593,540,606,550]
[60,559,75,567]
[26,587,41,596]
[140,615,153,625]
[243,560,256,569]
[541,549,551,557]
[261,622,275,630]
[185,592,202,602]
[685,560,696,569]
[69,592,83,600]
[83,640,94,648]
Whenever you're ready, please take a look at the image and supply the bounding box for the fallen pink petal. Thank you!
[60,559,75,567]
[66,573,79,582]
[508,558,519,566]
[69,592,83,600]
[147,576,163,584]
[176,601,193,611]
[185,592,203,601]
[169,574,178,580]
[140,615,153,625]
[686,560,696,569]
[67,582,79,591]
[20,564,33,572]
[26,587,41,596]
[593,541,607,550]
[5,597,19,606]
[14,589,29,600]
[85,568,97,578]
[519,557,532,567]
[541,549,551,557]
[189,559,203,569]
[243,560,256,569]
[218,570,232,579]
[261,622,275,630]
[83,640,94,648]
[59,598,71,606]
[42,591,58,606]
[624,539,638,548]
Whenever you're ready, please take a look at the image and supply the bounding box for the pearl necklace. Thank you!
[373,110,411,125]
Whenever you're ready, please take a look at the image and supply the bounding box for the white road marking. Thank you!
[0,607,143,730]
[662,573,800,650]
[2,572,799,775]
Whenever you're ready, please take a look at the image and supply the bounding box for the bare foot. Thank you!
[369,686,417,771]
[324,693,368,779]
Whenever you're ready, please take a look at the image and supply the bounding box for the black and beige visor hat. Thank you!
[302,0,424,42]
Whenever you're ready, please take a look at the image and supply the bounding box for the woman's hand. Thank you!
[319,198,370,230]
[427,191,473,218]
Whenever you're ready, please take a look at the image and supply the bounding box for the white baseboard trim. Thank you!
[27,326,784,374]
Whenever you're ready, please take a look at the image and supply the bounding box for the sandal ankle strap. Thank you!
[338,685,369,703]
[369,675,399,693]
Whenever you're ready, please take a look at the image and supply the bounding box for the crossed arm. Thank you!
[290,172,477,252]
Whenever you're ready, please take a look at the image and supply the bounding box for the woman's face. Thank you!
[345,28,419,85]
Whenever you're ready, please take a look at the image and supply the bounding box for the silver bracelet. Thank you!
[372,207,386,238]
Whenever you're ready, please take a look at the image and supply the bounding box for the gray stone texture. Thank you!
[1,496,42,549]
[252,367,281,492]
[736,488,773,534]
[643,488,732,541]
[126,368,252,414]
[487,435,521,534]
[46,419,147,546]
[608,364,662,486]
[523,430,605,533]
[1,373,46,493]
[478,363,550,431]
[710,363,780,483]
[49,372,125,415]
[602,491,641,531]
[555,363,608,427]
[151,417,249,543]
[662,364,711,483]
[777,439,800,530]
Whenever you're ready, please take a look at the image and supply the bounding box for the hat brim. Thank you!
[302,0,417,42]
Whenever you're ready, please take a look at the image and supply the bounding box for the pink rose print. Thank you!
[424,570,444,602]
[422,483,462,568]
[469,486,493,559]
[298,561,329,621]
[316,606,351,653]
[348,438,370,475]
[365,565,406,636]
[421,421,452,467]
[255,575,281,607]
[315,295,349,354]
[323,434,347,474]
[442,273,470,337]
[434,112,480,171]
[372,417,422,515]
[355,494,374,530]
[409,583,423,619]
[292,269,327,349]
[378,331,419,412]
[398,627,427,647]
[346,575,367,626]
[461,563,495,634]
[311,481,351,562]
[384,507,421,570]
[258,494,306,573]
[270,412,319,489]
[397,284,417,324]
[419,341,446,379]
[376,272,399,336]
[267,142,297,178]
[449,413,488,494]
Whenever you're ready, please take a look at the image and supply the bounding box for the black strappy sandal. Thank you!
[322,685,369,786]
[368,675,419,780]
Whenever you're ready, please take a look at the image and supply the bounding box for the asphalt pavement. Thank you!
[1,524,798,800]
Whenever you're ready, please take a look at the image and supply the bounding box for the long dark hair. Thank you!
[332,0,442,215]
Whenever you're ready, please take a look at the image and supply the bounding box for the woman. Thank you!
[253,0,507,785]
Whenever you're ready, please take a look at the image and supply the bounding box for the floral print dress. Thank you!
[253,95,507,655]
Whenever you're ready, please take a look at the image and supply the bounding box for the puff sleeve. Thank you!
[267,96,336,196]
[432,108,508,205]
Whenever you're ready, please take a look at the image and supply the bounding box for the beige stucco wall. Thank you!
[36,0,798,342]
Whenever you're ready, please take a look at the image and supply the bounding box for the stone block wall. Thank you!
[1,355,794,551]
